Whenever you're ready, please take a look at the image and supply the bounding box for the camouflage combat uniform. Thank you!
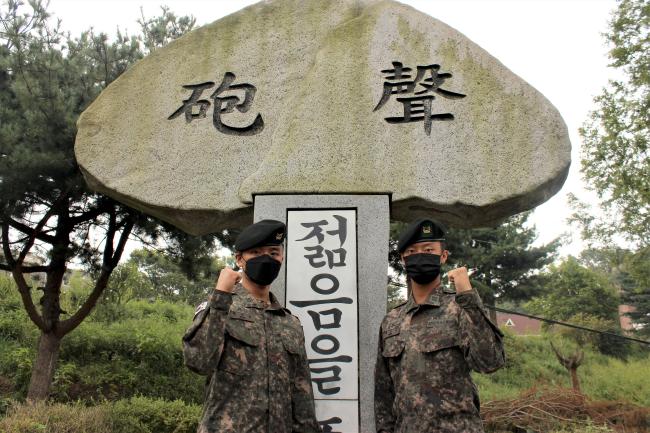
[182,284,319,433]
[374,285,505,433]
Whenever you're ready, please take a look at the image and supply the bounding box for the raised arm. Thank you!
[182,268,240,375]
[449,268,505,374]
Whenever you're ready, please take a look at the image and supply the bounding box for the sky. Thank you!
[47,0,619,257]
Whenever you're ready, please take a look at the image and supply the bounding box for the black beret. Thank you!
[235,219,286,252]
[397,219,446,253]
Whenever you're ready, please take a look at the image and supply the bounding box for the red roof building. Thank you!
[496,312,542,335]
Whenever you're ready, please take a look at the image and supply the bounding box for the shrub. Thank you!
[109,397,201,433]
[475,332,650,406]
[0,400,110,433]
[0,398,201,433]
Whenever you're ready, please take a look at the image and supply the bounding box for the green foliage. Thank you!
[0,342,34,397]
[576,247,650,338]
[137,6,196,53]
[1,275,204,403]
[3,272,650,430]
[578,0,650,244]
[583,355,650,406]
[571,0,650,340]
[446,212,559,304]
[51,300,203,403]
[474,333,568,401]
[621,246,650,336]
[526,257,619,323]
[0,275,37,342]
[0,0,144,215]
[475,332,650,406]
[388,212,558,306]
[387,282,406,310]
[128,248,224,306]
[106,262,151,302]
[0,0,228,399]
[110,397,200,433]
[0,397,201,433]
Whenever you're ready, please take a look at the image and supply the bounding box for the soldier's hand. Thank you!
[214,267,242,293]
[447,267,473,293]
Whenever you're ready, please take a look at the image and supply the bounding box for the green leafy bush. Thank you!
[109,397,201,433]
[0,398,201,433]
[0,275,205,403]
[51,300,204,403]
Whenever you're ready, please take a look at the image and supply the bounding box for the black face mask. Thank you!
[404,253,442,285]
[244,254,282,286]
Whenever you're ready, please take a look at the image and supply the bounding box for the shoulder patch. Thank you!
[194,301,208,317]
[286,312,301,325]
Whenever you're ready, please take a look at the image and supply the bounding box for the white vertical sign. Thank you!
[286,209,359,433]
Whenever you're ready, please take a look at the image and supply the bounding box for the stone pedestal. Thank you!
[254,194,389,433]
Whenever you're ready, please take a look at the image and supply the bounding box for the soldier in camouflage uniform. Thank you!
[375,219,505,433]
[182,220,320,433]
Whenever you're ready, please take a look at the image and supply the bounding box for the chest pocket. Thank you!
[219,310,261,375]
[281,325,302,355]
[381,322,405,358]
[418,315,459,353]
[279,321,303,379]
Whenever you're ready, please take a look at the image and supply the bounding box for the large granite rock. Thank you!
[75,0,570,235]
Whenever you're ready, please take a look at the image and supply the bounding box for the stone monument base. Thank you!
[254,194,389,433]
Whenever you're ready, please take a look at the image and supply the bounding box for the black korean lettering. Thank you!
[311,334,340,355]
[307,308,342,330]
[310,365,343,395]
[318,417,343,433]
[289,297,353,308]
[311,274,339,295]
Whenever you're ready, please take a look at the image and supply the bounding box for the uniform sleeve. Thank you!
[456,289,505,374]
[374,327,396,433]
[182,290,233,375]
[291,324,320,433]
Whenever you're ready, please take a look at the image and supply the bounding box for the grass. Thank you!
[474,332,650,406]
[0,397,201,433]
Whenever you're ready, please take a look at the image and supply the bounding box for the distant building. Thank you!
[618,304,638,333]
[496,312,542,336]
[0,251,47,287]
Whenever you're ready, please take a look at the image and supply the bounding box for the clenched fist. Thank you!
[214,267,242,293]
[447,267,473,293]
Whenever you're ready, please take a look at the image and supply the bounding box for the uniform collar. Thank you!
[405,285,442,313]
[234,283,286,314]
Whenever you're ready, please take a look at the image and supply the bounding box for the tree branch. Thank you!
[102,208,117,267]
[16,190,68,265]
[111,217,134,268]
[7,218,57,244]
[68,202,111,227]
[2,222,46,330]
[59,213,135,336]
[2,221,16,267]
[0,263,49,273]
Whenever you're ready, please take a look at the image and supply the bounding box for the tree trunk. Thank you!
[550,342,584,394]
[570,367,581,392]
[26,331,62,401]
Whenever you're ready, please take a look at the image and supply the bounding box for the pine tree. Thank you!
[388,212,559,319]
[0,1,195,400]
